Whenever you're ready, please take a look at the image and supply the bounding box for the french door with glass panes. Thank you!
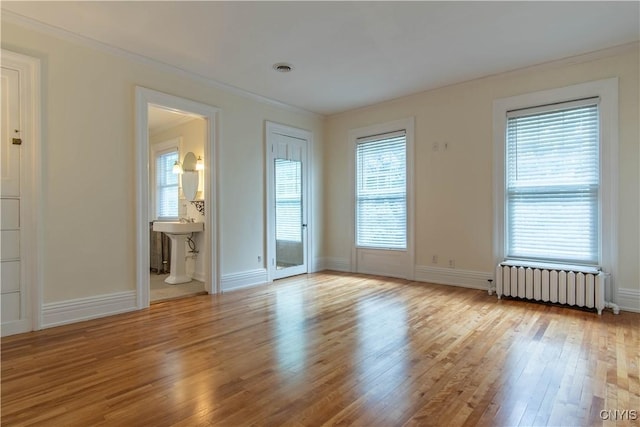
[266,123,309,281]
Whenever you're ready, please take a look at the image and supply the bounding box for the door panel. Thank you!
[269,131,308,280]
[1,67,20,197]
[1,261,20,293]
[1,199,19,228]
[1,62,26,334]
[274,158,304,272]
[1,293,20,322]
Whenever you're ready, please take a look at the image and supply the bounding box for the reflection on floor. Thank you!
[150,273,206,303]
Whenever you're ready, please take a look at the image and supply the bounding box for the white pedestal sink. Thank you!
[152,221,204,284]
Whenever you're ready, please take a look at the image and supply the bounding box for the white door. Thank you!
[1,65,28,335]
[267,125,309,280]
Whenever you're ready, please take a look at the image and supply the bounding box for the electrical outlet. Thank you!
[448,259,455,268]
[258,255,262,263]
[432,255,438,264]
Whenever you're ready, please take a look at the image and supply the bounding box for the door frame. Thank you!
[265,121,313,282]
[135,87,220,308]
[1,50,42,336]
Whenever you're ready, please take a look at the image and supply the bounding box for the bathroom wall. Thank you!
[1,19,325,304]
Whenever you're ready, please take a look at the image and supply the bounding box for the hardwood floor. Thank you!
[2,272,639,426]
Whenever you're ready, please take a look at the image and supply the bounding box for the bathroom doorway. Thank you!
[148,106,206,302]
[135,87,220,309]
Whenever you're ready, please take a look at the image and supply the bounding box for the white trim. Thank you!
[309,257,324,273]
[265,121,313,283]
[42,291,137,329]
[414,266,493,290]
[1,50,42,335]
[221,269,268,292]
[348,117,415,279]
[136,87,220,310]
[617,288,640,313]
[2,10,320,120]
[493,78,618,301]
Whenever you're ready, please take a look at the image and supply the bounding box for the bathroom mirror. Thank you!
[183,152,197,171]
[182,171,198,201]
[181,152,199,201]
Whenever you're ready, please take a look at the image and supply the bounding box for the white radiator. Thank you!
[495,261,608,315]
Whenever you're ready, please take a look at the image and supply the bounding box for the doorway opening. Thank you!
[147,106,206,302]
[135,87,219,308]
[265,122,312,282]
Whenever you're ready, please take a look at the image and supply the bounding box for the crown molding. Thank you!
[1,9,323,119]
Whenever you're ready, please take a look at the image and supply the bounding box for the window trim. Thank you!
[349,117,415,279]
[493,78,618,289]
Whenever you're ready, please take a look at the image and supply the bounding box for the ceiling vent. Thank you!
[273,63,293,73]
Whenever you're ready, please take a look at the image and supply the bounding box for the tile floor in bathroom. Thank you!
[150,273,206,303]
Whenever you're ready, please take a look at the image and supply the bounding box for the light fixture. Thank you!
[196,156,204,171]
[172,160,183,174]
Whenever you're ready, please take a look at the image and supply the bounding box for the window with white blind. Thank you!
[275,158,302,242]
[506,98,600,265]
[356,131,407,249]
[155,149,179,220]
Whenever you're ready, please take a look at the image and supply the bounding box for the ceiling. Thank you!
[3,1,639,115]
[148,105,201,135]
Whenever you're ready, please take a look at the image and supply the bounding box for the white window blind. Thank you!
[156,149,179,219]
[275,159,302,242]
[356,131,407,249]
[506,98,600,264]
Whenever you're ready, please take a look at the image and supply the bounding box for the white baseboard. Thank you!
[1,319,32,337]
[42,290,137,329]
[617,288,640,313]
[415,265,493,291]
[221,268,268,292]
[310,257,326,273]
[322,257,351,272]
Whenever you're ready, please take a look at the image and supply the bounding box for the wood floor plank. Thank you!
[2,272,639,426]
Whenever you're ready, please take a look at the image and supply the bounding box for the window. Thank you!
[275,158,302,242]
[356,130,407,249]
[506,99,599,265]
[155,149,179,219]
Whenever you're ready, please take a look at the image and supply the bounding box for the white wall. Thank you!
[2,18,636,315]
[1,20,325,304]
[324,45,639,309]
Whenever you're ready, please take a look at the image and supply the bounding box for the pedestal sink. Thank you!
[152,221,204,284]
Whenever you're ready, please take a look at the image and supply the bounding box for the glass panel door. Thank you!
[274,158,305,275]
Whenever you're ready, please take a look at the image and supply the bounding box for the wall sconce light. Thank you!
[196,156,204,171]
[172,160,183,174]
